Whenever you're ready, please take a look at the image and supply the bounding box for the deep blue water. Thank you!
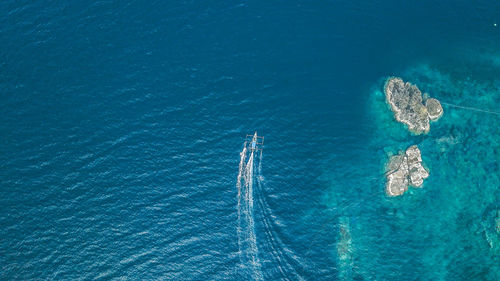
[1,1,499,280]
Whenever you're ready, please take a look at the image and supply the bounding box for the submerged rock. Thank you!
[337,217,352,261]
[483,209,500,252]
[385,145,429,196]
[384,77,443,134]
[337,217,354,279]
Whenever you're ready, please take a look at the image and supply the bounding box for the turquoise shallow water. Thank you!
[1,1,500,280]
[339,61,500,280]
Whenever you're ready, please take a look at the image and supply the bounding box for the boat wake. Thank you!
[236,140,263,280]
[236,133,296,280]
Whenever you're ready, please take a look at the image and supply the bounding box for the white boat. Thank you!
[245,132,264,152]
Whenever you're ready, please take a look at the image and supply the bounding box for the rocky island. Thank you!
[385,77,443,134]
[386,145,429,196]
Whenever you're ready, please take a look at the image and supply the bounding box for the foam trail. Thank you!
[258,150,263,176]
[245,152,254,197]
[236,144,263,280]
[237,144,247,210]
[236,144,247,259]
[246,151,264,280]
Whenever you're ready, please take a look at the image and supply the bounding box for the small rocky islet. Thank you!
[383,77,443,196]
[384,77,443,134]
[385,145,429,196]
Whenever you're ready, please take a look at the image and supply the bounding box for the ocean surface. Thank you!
[1,1,499,280]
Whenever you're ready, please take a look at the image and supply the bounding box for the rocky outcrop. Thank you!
[405,145,429,187]
[385,145,429,196]
[384,77,443,134]
[386,153,409,196]
[425,98,443,121]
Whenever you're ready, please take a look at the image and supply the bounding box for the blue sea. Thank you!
[1,1,499,280]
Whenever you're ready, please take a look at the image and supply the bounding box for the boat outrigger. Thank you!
[245,132,264,152]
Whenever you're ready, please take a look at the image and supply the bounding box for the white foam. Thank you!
[236,144,263,280]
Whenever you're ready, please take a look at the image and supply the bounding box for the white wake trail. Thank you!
[237,145,247,211]
[236,145,247,258]
[236,145,263,280]
[246,151,263,280]
[246,151,254,215]
[258,150,263,179]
